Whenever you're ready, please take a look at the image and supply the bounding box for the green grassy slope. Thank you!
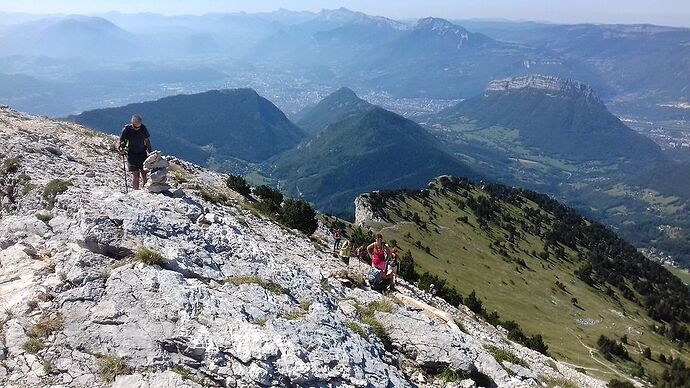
[423,115,690,270]
[667,266,690,286]
[359,177,690,383]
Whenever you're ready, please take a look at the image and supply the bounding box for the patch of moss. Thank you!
[22,338,44,354]
[135,247,164,265]
[345,321,368,339]
[486,345,528,368]
[27,314,64,338]
[35,211,53,224]
[299,300,313,311]
[43,360,54,374]
[171,364,192,380]
[1,156,21,174]
[285,310,306,320]
[438,367,460,382]
[97,355,131,383]
[540,375,579,388]
[42,179,71,209]
[225,275,285,294]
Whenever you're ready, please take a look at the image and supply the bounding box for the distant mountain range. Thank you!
[68,89,306,165]
[0,15,135,59]
[449,20,690,119]
[357,17,520,99]
[1,8,689,122]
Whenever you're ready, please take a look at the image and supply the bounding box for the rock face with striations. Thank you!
[0,106,605,387]
[484,74,599,102]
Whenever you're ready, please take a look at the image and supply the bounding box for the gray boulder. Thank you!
[78,216,128,258]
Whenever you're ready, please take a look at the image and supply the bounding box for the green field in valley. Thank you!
[667,265,690,286]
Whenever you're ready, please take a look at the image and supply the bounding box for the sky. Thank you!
[1,0,689,27]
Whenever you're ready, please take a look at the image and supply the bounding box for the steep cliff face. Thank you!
[0,106,604,387]
[354,194,388,227]
[484,75,599,102]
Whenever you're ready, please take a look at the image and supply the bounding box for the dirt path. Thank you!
[635,340,644,354]
[567,329,638,384]
[559,361,601,372]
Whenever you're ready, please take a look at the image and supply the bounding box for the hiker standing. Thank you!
[367,234,389,271]
[387,247,400,291]
[339,239,352,265]
[119,114,152,190]
[332,228,342,251]
[354,245,366,269]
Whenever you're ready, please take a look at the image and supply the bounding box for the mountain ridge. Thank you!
[431,74,662,162]
[293,86,374,134]
[271,89,479,218]
[68,88,306,167]
[484,75,600,103]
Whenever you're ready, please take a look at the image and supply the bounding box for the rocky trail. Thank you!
[0,106,605,387]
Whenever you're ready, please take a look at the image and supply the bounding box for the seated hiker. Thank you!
[339,238,352,265]
[367,234,393,291]
[429,283,438,297]
[387,247,400,291]
[118,114,152,190]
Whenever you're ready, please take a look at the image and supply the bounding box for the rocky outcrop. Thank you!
[354,194,388,227]
[0,106,605,387]
[414,18,470,40]
[485,75,599,103]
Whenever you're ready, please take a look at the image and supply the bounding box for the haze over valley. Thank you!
[2,2,690,387]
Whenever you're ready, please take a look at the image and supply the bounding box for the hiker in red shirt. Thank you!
[367,234,393,291]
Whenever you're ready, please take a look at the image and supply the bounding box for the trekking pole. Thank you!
[121,153,128,194]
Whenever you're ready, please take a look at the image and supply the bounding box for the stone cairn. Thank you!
[143,151,170,193]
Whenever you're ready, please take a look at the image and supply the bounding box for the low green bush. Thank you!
[278,199,318,236]
[42,179,71,209]
[226,175,251,197]
[22,338,44,354]
[97,355,131,383]
[135,247,164,265]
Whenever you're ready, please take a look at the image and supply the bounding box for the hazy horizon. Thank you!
[1,0,689,28]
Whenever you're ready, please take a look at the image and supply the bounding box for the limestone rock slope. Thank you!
[0,106,604,387]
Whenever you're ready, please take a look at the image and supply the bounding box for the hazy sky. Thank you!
[1,0,689,27]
